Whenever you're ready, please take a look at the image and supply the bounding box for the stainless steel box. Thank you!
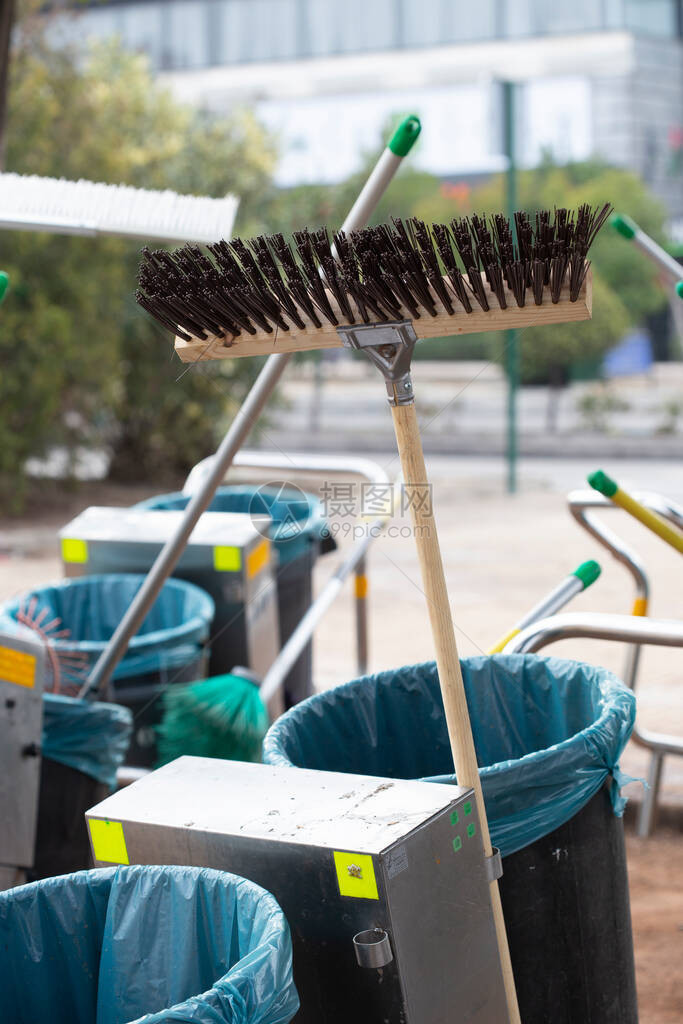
[59,506,279,679]
[87,757,508,1023]
[0,629,45,879]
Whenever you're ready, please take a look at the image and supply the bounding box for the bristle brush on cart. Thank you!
[137,202,611,1024]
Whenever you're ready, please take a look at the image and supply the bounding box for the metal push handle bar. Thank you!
[259,514,390,706]
[182,450,391,494]
[503,611,683,655]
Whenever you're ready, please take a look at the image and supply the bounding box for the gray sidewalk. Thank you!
[267,359,683,457]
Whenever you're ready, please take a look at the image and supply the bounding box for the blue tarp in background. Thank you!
[603,328,654,378]
[0,865,299,1024]
[263,653,636,858]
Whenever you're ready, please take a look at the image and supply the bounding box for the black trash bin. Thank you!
[30,694,132,880]
[0,864,299,1024]
[263,653,639,1024]
[137,486,332,708]
[1,575,214,767]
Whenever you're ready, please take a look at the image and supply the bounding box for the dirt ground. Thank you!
[625,818,682,1024]
[1,462,681,1022]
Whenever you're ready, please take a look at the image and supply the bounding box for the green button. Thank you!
[450,810,459,825]
[452,836,462,852]
[467,823,476,839]
[463,801,472,816]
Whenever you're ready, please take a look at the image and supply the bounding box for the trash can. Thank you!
[0,864,300,1024]
[30,695,132,880]
[137,486,332,708]
[0,575,214,767]
[263,654,639,1024]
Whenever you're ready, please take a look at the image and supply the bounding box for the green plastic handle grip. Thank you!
[572,559,601,589]
[676,281,683,301]
[0,271,8,305]
[588,469,618,498]
[388,115,421,157]
[611,213,637,240]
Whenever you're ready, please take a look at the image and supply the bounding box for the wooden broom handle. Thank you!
[391,402,521,1024]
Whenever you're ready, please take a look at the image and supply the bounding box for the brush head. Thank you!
[136,205,611,362]
[0,172,239,243]
[156,672,269,767]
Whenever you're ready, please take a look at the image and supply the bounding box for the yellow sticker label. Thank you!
[0,646,36,688]
[213,545,242,572]
[632,597,648,617]
[61,537,89,564]
[247,539,270,579]
[354,574,368,600]
[89,818,129,865]
[333,851,379,900]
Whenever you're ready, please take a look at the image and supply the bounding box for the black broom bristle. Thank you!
[137,205,611,343]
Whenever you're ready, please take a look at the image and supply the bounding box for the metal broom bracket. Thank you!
[337,320,418,406]
[485,847,504,884]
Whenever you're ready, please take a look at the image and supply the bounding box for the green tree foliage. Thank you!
[514,273,630,385]
[1,34,275,506]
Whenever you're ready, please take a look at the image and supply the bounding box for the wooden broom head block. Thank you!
[175,267,593,363]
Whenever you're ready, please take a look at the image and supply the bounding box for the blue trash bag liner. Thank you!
[135,486,329,565]
[0,574,214,680]
[263,654,636,858]
[0,864,299,1024]
[102,642,207,681]
[41,694,132,789]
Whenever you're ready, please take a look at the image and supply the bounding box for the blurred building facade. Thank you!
[58,1,683,227]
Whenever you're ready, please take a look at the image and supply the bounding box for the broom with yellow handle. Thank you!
[138,205,611,1024]
[588,470,683,555]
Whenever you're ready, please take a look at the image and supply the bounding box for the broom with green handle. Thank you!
[588,470,683,555]
[488,559,601,654]
[611,213,683,283]
[137,203,611,1024]
[611,214,683,342]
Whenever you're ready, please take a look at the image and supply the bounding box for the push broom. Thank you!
[79,114,421,701]
[136,202,611,1023]
[588,470,683,555]
[0,173,239,243]
[611,212,683,343]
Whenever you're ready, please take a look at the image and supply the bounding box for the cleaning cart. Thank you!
[262,654,639,1024]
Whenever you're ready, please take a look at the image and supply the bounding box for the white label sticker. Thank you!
[386,845,409,879]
